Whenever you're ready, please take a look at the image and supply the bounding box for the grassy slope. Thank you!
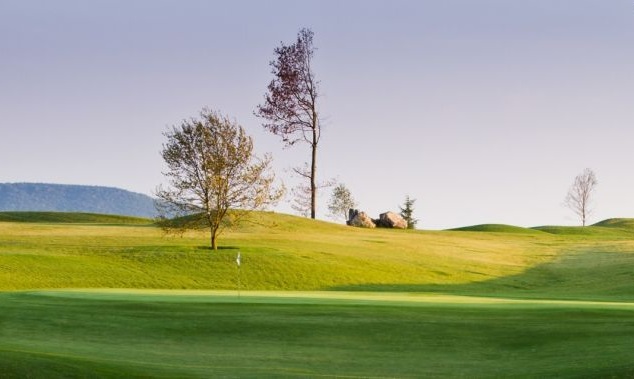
[1,211,634,301]
[2,213,634,377]
[0,212,553,294]
[449,223,543,234]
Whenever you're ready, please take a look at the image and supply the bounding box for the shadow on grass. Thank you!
[195,245,240,251]
[331,249,634,301]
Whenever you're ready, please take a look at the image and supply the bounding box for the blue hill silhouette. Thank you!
[0,183,157,218]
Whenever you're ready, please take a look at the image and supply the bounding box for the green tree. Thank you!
[256,28,322,219]
[399,196,418,230]
[156,108,283,250]
[327,183,357,222]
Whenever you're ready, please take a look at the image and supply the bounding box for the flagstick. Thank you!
[236,251,241,299]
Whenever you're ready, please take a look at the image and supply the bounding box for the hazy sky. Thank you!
[2,0,633,229]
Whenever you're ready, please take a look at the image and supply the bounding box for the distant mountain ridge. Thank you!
[0,183,157,218]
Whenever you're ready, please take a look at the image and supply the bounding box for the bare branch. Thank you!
[564,168,598,226]
[256,27,321,219]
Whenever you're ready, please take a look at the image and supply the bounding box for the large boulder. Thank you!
[347,209,359,225]
[376,211,407,229]
[348,211,376,228]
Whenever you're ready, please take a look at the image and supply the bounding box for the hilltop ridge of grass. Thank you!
[448,223,543,234]
[592,218,634,229]
[532,218,634,238]
[0,211,152,224]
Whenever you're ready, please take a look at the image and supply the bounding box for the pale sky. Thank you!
[1,0,633,229]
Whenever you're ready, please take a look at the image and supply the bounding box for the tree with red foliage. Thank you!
[256,28,321,219]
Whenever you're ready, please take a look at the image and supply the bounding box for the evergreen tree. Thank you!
[399,196,418,229]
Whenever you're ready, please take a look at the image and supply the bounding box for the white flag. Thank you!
[236,252,241,267]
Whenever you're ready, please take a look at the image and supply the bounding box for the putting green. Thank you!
[30,288,634,310]
[2,289,634,378]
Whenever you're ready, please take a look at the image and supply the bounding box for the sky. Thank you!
[1,0,633,229]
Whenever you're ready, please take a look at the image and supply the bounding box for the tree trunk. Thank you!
[310,126,317,219]
[211,229,218,250]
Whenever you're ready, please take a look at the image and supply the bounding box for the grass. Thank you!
[1,290,634,378]
[2,212,634,301]
[449,223,543,234]
[2,211,634,377]
[0,211,151,224]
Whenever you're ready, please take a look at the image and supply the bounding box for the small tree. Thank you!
[328,183,357,222]
[290,183,311,218]
[156,108,283,250]
[565,168,597,226]
[290,174,335,218]
[399,196,418,229]
[256,28,321,219]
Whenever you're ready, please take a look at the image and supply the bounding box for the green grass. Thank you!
[2,212,634,377]
[2,212,634,301]
[532,219,634,238]
[1,290,634,378]
[593,218,634,229]
[0,211,152,224]
[449,223,544,234]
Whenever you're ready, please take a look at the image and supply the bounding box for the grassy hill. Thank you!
[593,218,634,227]
[2,212,634,377]
[448,223,544,234]
[0,211,151,224]
[1,211,634,301]
[532,220,634,238]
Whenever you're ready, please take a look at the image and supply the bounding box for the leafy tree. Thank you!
[328,183,357,222]
[564,168,597,226]
[156,108,283,250]
[256,28,321,219]
[399,196,418,229]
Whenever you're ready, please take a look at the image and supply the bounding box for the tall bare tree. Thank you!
[256,28,321,219]
[156,108,283,250]
[564,168,597,226]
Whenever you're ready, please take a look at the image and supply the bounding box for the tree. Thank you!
[564,168,597,226]
[290,183,311,218]
[290,173,335,218]
[328,183,357,222]
[290,164,334,218]
[256,28,321,219]
[156,108,283,250]
[399,196,418,230]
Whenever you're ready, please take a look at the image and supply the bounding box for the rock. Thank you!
[376,211,407,229]
[349,211,376,228]
[347,209,359,226]
[347,209,406,229]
